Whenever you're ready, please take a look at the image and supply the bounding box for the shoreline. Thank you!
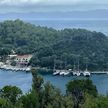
[0,65,31,72]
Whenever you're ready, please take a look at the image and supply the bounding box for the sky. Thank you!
[0,0,108,13]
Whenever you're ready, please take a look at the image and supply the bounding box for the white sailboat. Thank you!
[59,56,70,76]
[76,71,81,76]
[53,70,60,75]
[83,68,91,77]
[63,70,70,76]
[59,70,65,75]
[53,58,60,75]
[72,70,81,76]
[83,60,91,77]
[73,58,81,76]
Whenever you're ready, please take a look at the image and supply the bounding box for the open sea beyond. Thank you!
[27,19,108,35]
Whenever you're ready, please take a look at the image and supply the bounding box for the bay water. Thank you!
[0,69,108,95]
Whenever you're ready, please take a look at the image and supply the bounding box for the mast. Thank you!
[85,62,88,71]
[73,61,76,71]
[64,56,67,71]
[53,55,56,72]
[85,57,88,71]
[78,57,80,72]
[53,59,56,72]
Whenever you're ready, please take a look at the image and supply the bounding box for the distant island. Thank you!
[0,19,108,71]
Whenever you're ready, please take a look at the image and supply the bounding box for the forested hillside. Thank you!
[0,19,108,70]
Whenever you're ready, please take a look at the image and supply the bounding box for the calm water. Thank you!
[27,19,108,35]
[0,69,32,93]
[0,69,108,95]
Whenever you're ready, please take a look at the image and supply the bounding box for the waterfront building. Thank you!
[15,55,32,67]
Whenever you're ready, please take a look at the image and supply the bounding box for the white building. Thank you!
[15,55,32,66]
[8,54,17,58]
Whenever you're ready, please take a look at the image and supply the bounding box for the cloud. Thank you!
[0,0,107,6]
[0,0,108,13]
[0,0,42,5]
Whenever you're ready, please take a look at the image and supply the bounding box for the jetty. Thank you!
[0,65,31,72]
[91,71,108,74]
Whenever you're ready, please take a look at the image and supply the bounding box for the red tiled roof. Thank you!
[16,55,32,58]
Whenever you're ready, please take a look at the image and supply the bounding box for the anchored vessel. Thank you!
[83,69,91,77]
[53,70,60,75]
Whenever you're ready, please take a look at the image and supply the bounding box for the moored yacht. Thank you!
[53,70,60,75]
[59,70,65,75]
[76,71,81,76]
[83,69,91,77]
[72,71,81,76]
[63,70,70,76]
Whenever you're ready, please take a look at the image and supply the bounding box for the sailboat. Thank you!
[53,70,60,75]
[83,68,91,77]
[72,60,81,76]
[83,62,91,77]
[59,70,66,75]
[63,70,70,76]
[64,59,70,76]
[53,59,60,76]
[59,57,70,76]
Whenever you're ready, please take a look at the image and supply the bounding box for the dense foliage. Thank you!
[66,79,97,97]
[0,69,108,108]
[0,19,108,70]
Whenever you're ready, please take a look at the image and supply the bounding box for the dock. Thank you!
[0,65,31,72]
[91,71,108,74]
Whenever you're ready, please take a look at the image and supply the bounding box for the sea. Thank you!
[0,69,108,95]
[27,19,108,35]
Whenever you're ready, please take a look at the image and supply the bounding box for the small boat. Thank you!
[63,71,70,76]
[15,68,18,71]
[73,71,81,76]
[26,67,31,71]
[18,68,21,71]
[83,61,91,77]
[22,68,26,71]
[53,70,60,75]
[59,70,65,75]
[76,72,81,76]
[83,69,91,77]
[72,71,77,76]
[12,67,14,71]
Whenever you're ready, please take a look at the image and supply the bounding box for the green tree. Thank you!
[0,86,22,104]
[66,79,97,108]
[21,91,39,108]
[66,79,97,97]
[0,98,14,108]
[31,69,44,93]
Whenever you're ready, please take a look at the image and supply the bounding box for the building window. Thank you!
[23,58,25,60]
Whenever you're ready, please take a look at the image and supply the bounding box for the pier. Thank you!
[91,71,108,74]
[0,65,31,72]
